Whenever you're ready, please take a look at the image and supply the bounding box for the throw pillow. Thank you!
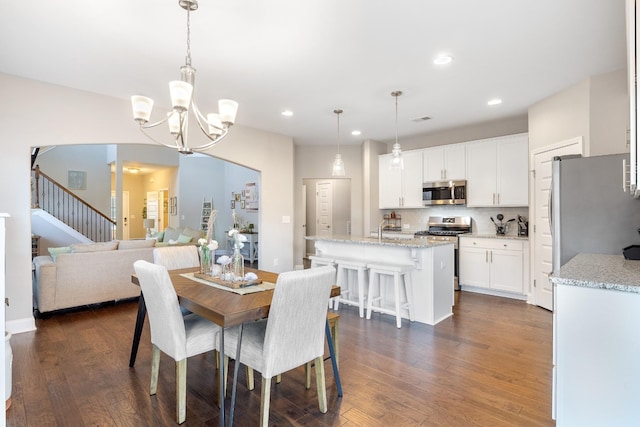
[48,246,71,261]
[118,239,156,250]
[182,226,204,241]
[177,234,193,244]
[70,240,119,253]
[163,227,182,243]
[150,231,164,241]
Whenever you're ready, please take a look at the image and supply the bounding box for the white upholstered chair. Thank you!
[153,245,200,270]
[133,260,220,424]
[223,265,336,427]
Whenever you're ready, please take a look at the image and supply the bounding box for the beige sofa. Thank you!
[33,239,157,314]
[33,226,205,314]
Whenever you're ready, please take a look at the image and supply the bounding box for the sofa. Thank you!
[33,239,157,314]
[32,225,205,314]
[150,226,204,246]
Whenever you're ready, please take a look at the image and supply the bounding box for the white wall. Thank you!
[0,73,294,332]
[397,114,529,150]
[529,68,628,155]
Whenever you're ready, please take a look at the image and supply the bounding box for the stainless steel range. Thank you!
[414,216,471,290]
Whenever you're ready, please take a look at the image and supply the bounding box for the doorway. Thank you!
[303,178,351,257]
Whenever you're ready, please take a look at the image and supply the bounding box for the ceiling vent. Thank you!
[412,116,432,122]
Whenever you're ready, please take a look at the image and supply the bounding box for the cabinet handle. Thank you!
[493,193,496,205]
[490,251,493,263]
[485,250,488,263]
[497,193,500,205]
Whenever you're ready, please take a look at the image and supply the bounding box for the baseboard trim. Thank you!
[6,316,37,334]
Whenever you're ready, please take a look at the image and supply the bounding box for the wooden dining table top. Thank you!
[131,266,339,329]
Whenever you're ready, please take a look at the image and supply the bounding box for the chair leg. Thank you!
[176,358,187,424]
[150,345,160,396]
[260,376,272,427]
[314,356,327,413]
[246,367,255,390]
[305,362,312,389]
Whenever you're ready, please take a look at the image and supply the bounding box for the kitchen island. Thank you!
[550,253,640,426]
[306,235,454,326]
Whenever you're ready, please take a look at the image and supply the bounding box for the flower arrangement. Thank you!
[228,229,248,249]
[198,238,219,275]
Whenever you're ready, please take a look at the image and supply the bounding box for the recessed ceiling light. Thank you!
[487,99,502,106]
[434,55,453,65]
[281,110,293,117]
[351,130,362,136]
[128,167,140,174]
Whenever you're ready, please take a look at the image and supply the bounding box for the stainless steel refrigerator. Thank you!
[551,153,640,273]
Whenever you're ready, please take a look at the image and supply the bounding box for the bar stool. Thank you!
[334,258,368,318]
[366,263,414,328]
[309,256,336,308]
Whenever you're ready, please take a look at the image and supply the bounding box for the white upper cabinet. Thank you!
[379,150,423,209]
[423,143,466,182]
[466,133,529,207]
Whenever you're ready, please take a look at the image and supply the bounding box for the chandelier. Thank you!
[390,90,403,168]
[130,0,238,155]
[331,109,345,176]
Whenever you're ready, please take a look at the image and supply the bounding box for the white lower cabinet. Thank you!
[459,237,525,296]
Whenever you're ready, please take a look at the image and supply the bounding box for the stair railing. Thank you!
[32,165,116,242]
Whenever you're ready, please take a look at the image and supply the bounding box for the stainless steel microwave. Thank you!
[422,180,466,206]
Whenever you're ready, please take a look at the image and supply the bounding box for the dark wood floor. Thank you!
[7,291,554,426]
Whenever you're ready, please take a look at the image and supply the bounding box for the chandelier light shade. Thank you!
[390,90,404,169]
[331,109,345,177]
[130,0,238,155]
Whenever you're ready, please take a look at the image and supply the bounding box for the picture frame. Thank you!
[202,201,212,209]
[240,200,245,209]
[170,197,178,215]
[235,193,241,202]
[68,170,86,190]
[230,200,235,209]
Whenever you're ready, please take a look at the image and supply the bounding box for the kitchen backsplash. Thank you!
[381,206,529,236]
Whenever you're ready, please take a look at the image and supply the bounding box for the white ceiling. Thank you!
[0,0,627,147]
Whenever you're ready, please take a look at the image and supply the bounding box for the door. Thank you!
[316,181,333,236]
[532,138,583,310]
[146,191,159,234]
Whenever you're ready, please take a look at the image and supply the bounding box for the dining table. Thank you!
[128,266,342,427]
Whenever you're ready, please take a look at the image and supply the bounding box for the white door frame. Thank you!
[529,137,584,310]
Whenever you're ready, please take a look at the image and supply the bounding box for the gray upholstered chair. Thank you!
[133,260,220,424]
[152,245,200,270]
[223,265,336,426]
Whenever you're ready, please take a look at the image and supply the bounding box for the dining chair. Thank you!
[133,260,220,425]
[223,265,336,426]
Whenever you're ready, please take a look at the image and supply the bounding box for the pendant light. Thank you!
[390,90,403,169]
[331,109,346,176]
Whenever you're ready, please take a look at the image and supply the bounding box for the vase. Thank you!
[199,248,212,275]
[231,247,244,281]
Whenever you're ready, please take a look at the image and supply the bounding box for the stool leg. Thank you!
[394,272,402,328]
[366,271,376,320]
[335,266,344,310]
[357,267,366,318]
[404,272,414,322]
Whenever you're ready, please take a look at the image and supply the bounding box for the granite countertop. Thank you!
[461,233,529,241]
[305,235,453,248]
[550,253,640,294]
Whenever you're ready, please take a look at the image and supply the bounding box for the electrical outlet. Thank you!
[273,258,279,266]
[403,224,410,229]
